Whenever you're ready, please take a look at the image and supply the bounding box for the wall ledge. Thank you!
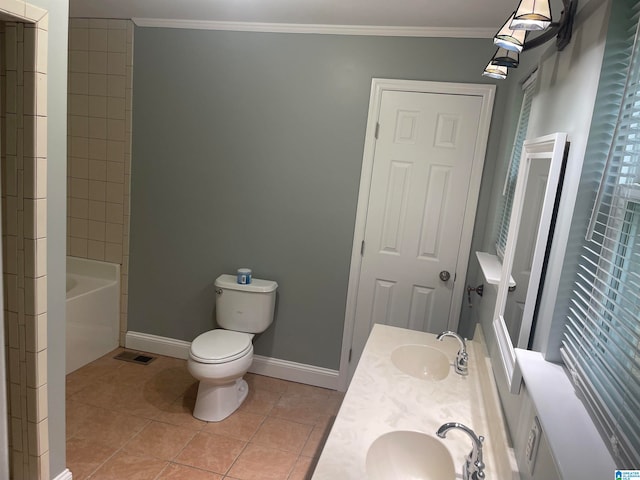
[515,349,616,478]
[125,331,339,390]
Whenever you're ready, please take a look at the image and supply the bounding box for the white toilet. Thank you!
[187,274,278,422]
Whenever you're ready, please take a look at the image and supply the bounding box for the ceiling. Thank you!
[69,0,520,36]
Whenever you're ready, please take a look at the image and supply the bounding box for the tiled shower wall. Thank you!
[1,5,50,478]
[67,18,133,344]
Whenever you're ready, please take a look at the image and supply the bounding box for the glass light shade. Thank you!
[490,48,520,68]
[511,0,552,31]
[494,13,526,52]
[483,63,508,80]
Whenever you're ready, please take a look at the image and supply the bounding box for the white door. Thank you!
[349,89,484,374]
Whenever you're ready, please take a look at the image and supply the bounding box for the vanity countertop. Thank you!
[312,324,519,479]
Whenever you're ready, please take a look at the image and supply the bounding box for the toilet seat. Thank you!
[190,329,253,364]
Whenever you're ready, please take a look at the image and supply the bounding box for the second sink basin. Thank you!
[366,430,455,480]
[390,344,450,380]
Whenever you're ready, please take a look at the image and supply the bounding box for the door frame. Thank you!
[338,78,496,390]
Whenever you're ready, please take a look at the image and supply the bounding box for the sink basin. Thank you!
[366,431,456,480]
[390,344,450,380]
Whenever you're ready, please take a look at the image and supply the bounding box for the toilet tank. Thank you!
[214,274,278,333]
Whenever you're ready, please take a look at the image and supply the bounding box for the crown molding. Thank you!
[131,18,494,38]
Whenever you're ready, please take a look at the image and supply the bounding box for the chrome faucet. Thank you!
[436,331,468,375]
[437,422,486,480]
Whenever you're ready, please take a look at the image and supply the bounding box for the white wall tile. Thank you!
[88,95,107,118]
[69,27,88,51]
[87,240,105,260]
[68,218,88,239]
[105,242,122,264]
[106,162,124,184]
[68,50,88,73]
[105,182,124,204]
[108,29,126,53]
[70,157,89,179]
[107,74,126,98]
[88,138,107,160]
[105,203,123,224]
[88,180,106,202]
[105,222,123,244]
[88,117,107,139]
[69,237,88,257]
[88,51,107,74]
[87,220,105,241]
[88,159,106,181]
[88,28,108,52]
[107,52,126,75]
[68,93,89,116]
[88,200,106,222]
[88,73,107,96]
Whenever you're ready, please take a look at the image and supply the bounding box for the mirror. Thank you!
[492,133,568,392]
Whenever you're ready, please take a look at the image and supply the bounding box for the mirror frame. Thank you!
[492,132,568,393]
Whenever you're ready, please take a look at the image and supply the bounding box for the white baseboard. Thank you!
[53,469,73,480]
[126,331,191,359]
[125,331,339,390]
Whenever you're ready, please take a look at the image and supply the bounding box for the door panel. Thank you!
[350,90,483,369]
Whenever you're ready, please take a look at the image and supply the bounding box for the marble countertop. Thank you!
[312,324,519,479]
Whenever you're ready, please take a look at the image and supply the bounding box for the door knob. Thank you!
[439,270,451,282]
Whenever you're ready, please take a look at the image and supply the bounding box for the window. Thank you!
[561,1,640,467]
[495,74,537,258]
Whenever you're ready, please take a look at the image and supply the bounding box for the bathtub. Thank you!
[66,256,120,374]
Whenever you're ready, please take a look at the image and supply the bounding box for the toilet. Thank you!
[187,274,278,422]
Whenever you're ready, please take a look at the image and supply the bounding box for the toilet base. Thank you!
[192,378,249,422]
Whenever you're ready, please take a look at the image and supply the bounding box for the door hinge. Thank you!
[360,240,365,256]
[374,122,380,139]
[348,348,353,362]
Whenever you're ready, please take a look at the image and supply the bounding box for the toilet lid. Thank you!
[190,329,253,364]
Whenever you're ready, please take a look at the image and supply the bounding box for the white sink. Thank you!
[390,344,450,380]
[366,430,456,480]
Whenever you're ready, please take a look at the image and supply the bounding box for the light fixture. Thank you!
[511,0,552,31]
[494,12,526,52]
[483,0,578,80]
[483,63,508,80]
[490,48,520,68]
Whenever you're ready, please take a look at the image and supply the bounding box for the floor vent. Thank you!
[114,351,157,365]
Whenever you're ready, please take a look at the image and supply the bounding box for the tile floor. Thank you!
[66,349,344,480]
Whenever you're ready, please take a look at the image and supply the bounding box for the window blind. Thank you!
[496,75,537,258]
[561,0,640,468]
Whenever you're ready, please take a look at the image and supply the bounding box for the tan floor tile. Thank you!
[89,451,168,480]
[269,394,331,426]
[252,418,312,454]
[245,374,291,394]
[154,396,207,430]
[228,443,297,480]
[66,437,118,480]
[123,421,197,461]
[284,383,332,400]
[71,375,178,419]
[288,456,317,480]
[67,401,149,449]
[238,387,280,416]
[202,411,265,441]
[300,424,331,458]
[157,463,224,479]
[175,432,246,474]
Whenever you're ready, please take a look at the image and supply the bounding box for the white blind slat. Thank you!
[562,0,640,468]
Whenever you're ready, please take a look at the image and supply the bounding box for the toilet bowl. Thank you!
[187,274,277,422]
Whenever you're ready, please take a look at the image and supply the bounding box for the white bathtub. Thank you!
[66,256,120,374]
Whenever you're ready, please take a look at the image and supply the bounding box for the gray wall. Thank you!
[129,29,507,370]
